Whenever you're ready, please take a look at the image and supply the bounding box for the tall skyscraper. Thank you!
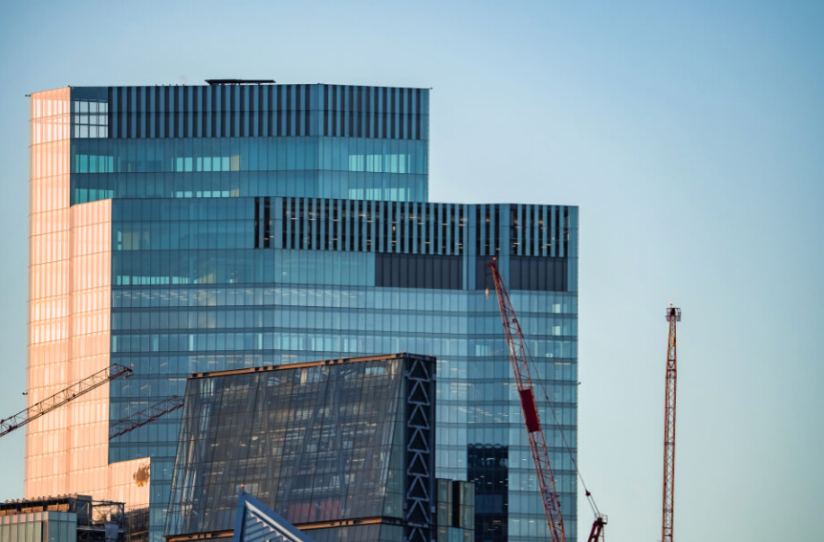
[27,83,579,542]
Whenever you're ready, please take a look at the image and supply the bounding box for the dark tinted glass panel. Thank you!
[508,256,568,291]
[376,254,462,289]
[468,445,508,542]
[475,258,496,291]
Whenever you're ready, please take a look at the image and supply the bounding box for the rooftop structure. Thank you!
[0,495,133,542]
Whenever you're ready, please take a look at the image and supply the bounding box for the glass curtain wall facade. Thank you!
[166,354,436,542]
[27,82,579,542]
[436,479,475,542]
[468,445,510,541]
[27,89,151,514]
[0,511,77,542]
[70,85,428,204]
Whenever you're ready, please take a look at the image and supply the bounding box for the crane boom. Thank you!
[0,364,133,438]
[110,395,185,440]
[662,305,681,542]
[487,261,565,542]
[586,515,606,542]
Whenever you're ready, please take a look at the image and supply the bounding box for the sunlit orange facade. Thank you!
[26,88,149,508]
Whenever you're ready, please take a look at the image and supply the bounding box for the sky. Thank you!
[0,1,822,540]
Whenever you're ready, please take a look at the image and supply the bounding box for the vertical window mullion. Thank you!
[559,206,566,258]
[239,85,247,137]
[110,87,118,139]
[149,87,156,138]
[525,205,531,257]
[206,85,213,138]
[304,84,310,136]
[178,85,184,138]
[368,87,374,139]
[475,205,482,256]
[138,86,145,138]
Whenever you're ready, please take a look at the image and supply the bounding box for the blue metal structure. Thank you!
[233,487,314,542]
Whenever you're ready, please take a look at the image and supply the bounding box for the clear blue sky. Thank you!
[1,1,822,540]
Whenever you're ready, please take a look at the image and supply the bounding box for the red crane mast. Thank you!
[662,304,681,542]
[487,261,565,542]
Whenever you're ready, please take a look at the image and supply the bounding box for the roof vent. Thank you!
[205,79,276,85]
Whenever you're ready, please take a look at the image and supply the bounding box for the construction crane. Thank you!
[487,260,565,542]
[587,515,606,542]
[488,260,607,542]
[110,395,185,440]
[662,304,681,542]
[0,364,133,438]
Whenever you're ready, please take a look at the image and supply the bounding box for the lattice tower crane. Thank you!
[487,260,565,542]
[488,260,607,542]
[662,304,681,542]
[0,364,133,438]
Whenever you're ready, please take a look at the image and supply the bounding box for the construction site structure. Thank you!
[586,514,606,542]
[110,396,185,440]
[662,304,682,542]
[0,364,133,438]
[487,261,566,542]
[488,260,608,542]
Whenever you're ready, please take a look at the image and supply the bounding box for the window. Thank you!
[73,100,108,138]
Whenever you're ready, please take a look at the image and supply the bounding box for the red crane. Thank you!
[662,304,681,542]
[487,261,565,542]
[0,364,133,438]
[109,395,185,440]
[587,515,606,542]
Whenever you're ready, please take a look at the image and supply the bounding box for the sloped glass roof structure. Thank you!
[166,353,435,542]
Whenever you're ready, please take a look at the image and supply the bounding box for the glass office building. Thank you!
[167,353,436,542]
[27,83,579,542]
